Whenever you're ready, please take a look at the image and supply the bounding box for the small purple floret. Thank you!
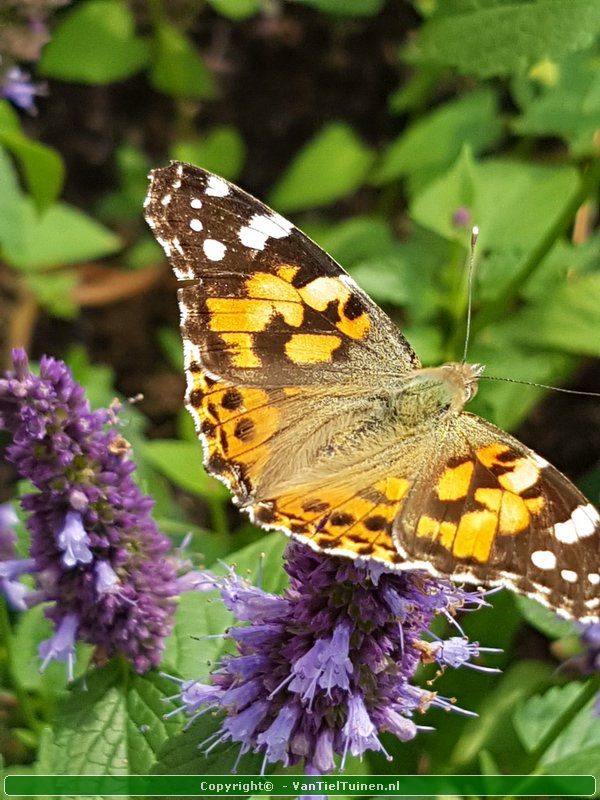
[0,66,46,113]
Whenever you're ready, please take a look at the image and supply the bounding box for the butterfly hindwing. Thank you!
[392,414,600,620]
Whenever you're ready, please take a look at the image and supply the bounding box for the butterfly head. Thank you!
[443,361,485,404]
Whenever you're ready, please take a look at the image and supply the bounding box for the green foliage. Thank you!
[412,0,600,78]
[513,49,600,156]
[0,102,64,211]
[2,0,600,787]
[150,22,216,99]
[39,0,149,83]
[269,122,375,212]
[206,0,261,21]
[373,88,502,187]
[171,127,246,181]
[36,664,182,776]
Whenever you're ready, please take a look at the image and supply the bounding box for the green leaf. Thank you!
[96,143,150,222]
[496,273,600,358]
[310,216,397,268]
[514,596,579,640]
[449,660,554,769]
[206,0,260,20]
[39,0,149,83]
[513,50,600,156]
[298,0,385,14]
[514,682,600,778]
[150,22,216,99]
[162,591,235,676]
[153,712,264,778]
[224,534,288,594]
[0,99,20,132]
[0,146,26,256]
[36,663,181,777]
[171,127,246,181]
[2,200,121,270]
[143,439,226,499]
[412,154,579,257]
[373,89,501,185]
[157,326,184,372]
[0,111,64,211]
[414,0,600,78]
[24,269,78,319]
[268,122,375,212]
[468,330,576,430]
[66,347,118,410]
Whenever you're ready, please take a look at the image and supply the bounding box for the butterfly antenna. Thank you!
[462,226,479,364]
[481,374,600,398]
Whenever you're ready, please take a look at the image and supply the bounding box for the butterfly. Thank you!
[145,161,600,622]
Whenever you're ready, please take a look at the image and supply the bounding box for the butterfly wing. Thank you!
[393,413,600,621]
[144,162,418,502]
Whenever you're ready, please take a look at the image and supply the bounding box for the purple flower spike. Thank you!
[164,542,497,773]
[0,349,177,674]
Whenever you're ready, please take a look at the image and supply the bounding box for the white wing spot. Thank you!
[205,175,230,197]
[176,164,184,177]
[587,573,600,585]
[161,193,171,206]
[560,569,578,583]
[554,503,598,543]
[189,218,203,232]
[585,597,600,610]
[143,194,151,208]
[531,550,556,570]
[173,237,184,256]
[239,213,293,251]
[172,179,182,189]
[191,198,202,209]
[203,239,226,261]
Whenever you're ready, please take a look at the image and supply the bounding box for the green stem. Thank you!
[472,157,600,335]
[0,597,42,734]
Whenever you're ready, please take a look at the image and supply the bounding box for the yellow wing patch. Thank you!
[416,445,546,564]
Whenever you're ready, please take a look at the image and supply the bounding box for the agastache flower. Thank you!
[0,349,177,674]
[164,542,498,773]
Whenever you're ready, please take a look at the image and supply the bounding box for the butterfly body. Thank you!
[145,161,600,621]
